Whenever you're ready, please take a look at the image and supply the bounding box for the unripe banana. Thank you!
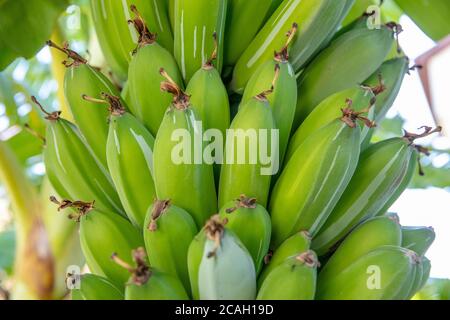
[312,126,441,256]
[46,41,122,167]
[318,215,402,282]
[154,69,217,228]
[286,86,376,164]
[70,274,124,300]
[231,0,349,93]
[401,226,436,257]
[90,0,173,80]
[35,98,125,216]
[224,0,282,66]
[143,199,197,294]
[50,197,144,290]
[188,215,256,300]
[174,0,227,82]
[241,25,298,164]
[405,257,424,300]
[270,110,369,248]
[317,245,418,300]
[218,90,277,208]
[257,250,318,300]
[417,256,431,294]
[111,248,189,300]
[127,7,183,136]
[258,231,311,287]
[219,195,271,274]
[294,23,398,126]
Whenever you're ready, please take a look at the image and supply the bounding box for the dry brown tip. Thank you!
[160,68,190,110]
[340,98,376,129]
[31,96,61,121]
[296,250,320,268]
[147,199,171,231]
[111,248,151,286]
[204,214,227,258]
[82,93,125,116]
[49,196,94,222]
[46,40,87,67]
[274,22,298,62]
[387,212,400,224]
[203,32,218,69]
[254,64,280,101]
[405,249,421,265]
[128,4,157,50]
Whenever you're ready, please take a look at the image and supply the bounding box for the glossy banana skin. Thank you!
[218,98,277,209]
[257,252,317,300]
[242,61,297,165]
[363,57,409,122]
[317,246,417,300]
[219,199,271,274]
[401,226,436,257]
[224,0,282,66]
[231,0,348,93]
[312,138,414,256]
[174,0,227,82]
[143,200,198,294]
[79,209,144,289]
[318,215,402,282]
[44,119,125,216]
[258,231,311,287]
[154,107,217,228]
[286,86,375,164]
[71,274,124,300]
[198,230,256,300]
[125,271,189,300]
[270,119,361,248]
[64,64,122,167]
[294,26,394,126]
[90,0,173,80]
[106,112,156,229]
[128,43,183,136]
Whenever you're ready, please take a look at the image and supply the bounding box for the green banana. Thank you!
[286,86,376,164]
[258,231,311,287]
[231,0,349,93]
[127,7,183,136]
[294,23,397,126]
[241,24,298,164]
[78,93,156,229]
[35,97,124,216]
[70,274,124,300]
[223,0,283,66]
[270,110,369,248]
[154,69,217,228]
[312,126,442,256]
[111,248,189,300]
[174,0,227,82]
[218,86,278,208]
[194,216,256,300]
[417,256,431,294]
[394,0,450,41]
[317,245,418,300]
[257,250,318,300]
[50,197,144,290]
[318,214,402,281]
[363,56,409,122]
[342,0,379,27]
[143,199,198,294]
[90,0,173,80]
[401,226,436,257]
[406,256,424,300]
[219,195,271,274]
[46,41,122,167]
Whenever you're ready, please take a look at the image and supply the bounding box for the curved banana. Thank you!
[154,69,217,228]
[231,0,348,93]
[257,250,318,300]
[35,98,125,216]
[50,197,144,290]
[219,195,271,274]
[174,0,227,82]
[143,199,198,294]
[401,226,436,257]
[90,0,173,80]
[312,127,441,256]
[286,86,376,163]
[70,274,124,300]
[270,110,368,248]
[294,23,397,126]
[224,0,282,66]
[127,7,183,136]
[241,24,298,164]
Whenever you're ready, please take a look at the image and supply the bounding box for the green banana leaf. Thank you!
[414,278,450,300]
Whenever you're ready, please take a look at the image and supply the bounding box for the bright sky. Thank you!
[388,16,450,279]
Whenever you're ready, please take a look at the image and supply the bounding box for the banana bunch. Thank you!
[31,1,443,301]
